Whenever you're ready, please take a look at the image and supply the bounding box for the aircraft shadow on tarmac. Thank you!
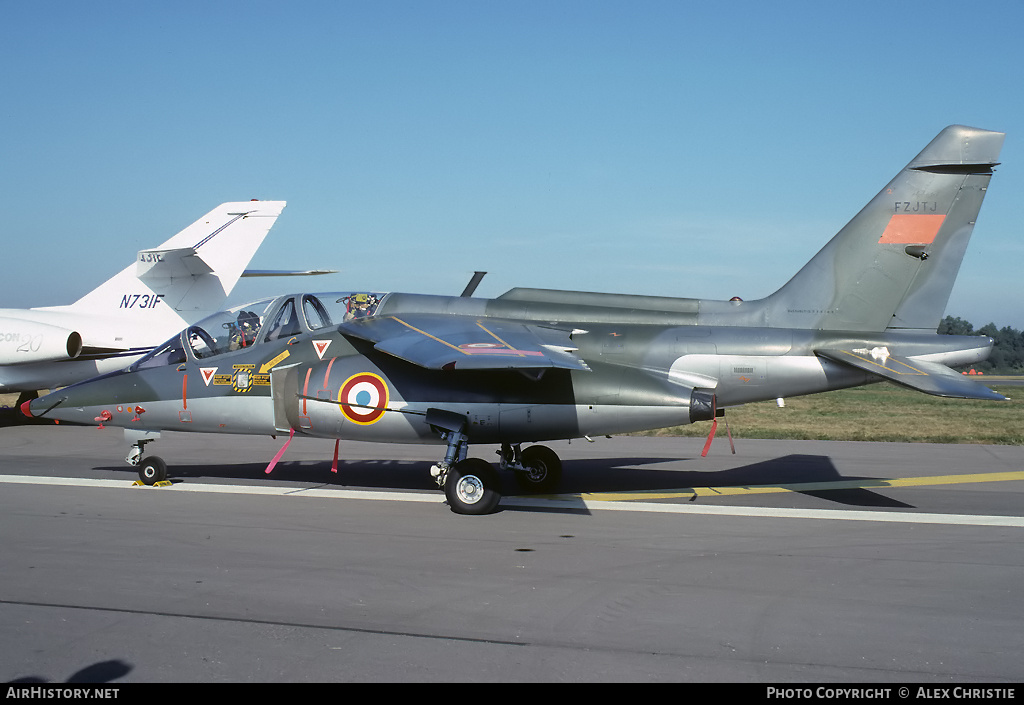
[0,407,56,428]
[8,658,132,684]
[97,452,914,510]
[568,454,914,509]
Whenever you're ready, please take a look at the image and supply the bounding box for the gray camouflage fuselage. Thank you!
[26,125,1008,452]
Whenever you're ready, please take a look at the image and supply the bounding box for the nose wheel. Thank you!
[126,438,168,485]
[137,456,168,485]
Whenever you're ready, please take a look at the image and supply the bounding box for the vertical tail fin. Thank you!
[69,200,286,310]
[43,201,286,348]
[762,126,1003,332]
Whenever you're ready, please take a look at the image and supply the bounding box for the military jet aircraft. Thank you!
[23,125,1008,514]
[1,200,287,403]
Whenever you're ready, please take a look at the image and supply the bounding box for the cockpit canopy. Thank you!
[131,292,386,371]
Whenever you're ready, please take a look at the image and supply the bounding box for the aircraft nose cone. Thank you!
[22,391,72,421]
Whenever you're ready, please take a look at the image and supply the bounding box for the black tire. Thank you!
[444,458,500,515]
[138,456,167,485]
[515,445,562,493]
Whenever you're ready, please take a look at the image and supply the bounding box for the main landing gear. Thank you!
[425,409,563,515]
[119,411,566,512]
[501,443,563,494]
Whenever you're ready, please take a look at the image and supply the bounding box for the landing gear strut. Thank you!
[424,409,569,514]
[426,409,501,515]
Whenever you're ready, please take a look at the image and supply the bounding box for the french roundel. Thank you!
[339,372,389,425]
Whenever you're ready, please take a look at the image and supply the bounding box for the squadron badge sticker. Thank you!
[339,372,389,425]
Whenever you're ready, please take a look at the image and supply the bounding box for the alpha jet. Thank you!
[24,125,1009,514]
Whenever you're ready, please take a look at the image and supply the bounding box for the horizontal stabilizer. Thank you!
[816,348,1007,401]
[339,314,590,372]
[137,248,214,279]
[241,269,338,277]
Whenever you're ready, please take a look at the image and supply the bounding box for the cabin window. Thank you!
[302,295,333,331]
[132,337,186,370]
[263,298,302,342]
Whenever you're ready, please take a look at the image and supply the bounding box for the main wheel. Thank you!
[515,445,562,493]
[444,458,500,515]
[138,456,167,485]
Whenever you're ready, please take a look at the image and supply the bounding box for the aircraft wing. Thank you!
[815,348,1007,401]
[339,314,590,371]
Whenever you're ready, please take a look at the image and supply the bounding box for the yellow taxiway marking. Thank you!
[578,470,1024,502]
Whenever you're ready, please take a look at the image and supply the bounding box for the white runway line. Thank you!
[3,474,1024,527]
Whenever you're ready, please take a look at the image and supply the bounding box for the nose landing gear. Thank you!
[126,436,168,486]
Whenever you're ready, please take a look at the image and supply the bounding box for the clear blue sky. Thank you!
[3,0,1022,328]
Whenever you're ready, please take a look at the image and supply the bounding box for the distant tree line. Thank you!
[938,316,1024,374]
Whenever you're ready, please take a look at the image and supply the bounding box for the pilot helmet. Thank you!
[237,310,260,331]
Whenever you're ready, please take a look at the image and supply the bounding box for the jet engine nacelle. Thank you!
[0,317,83,365]
[281,356,720,443]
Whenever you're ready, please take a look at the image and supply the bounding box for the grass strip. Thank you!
[636,382,1023,445]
